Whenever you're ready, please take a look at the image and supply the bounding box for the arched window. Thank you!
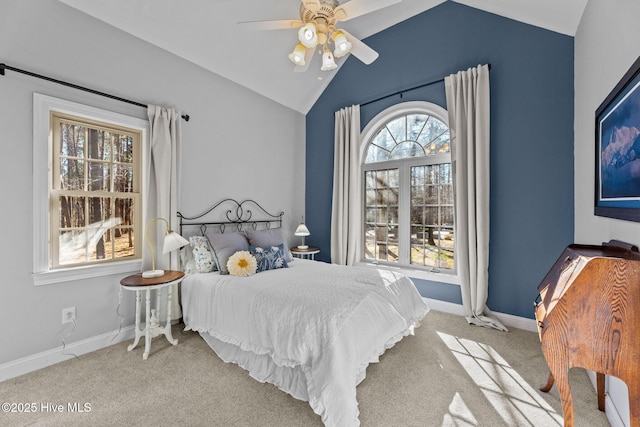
[361,101,454,273]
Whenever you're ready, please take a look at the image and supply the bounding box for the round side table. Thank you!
[290,246,320,260]
[120,270,184,360]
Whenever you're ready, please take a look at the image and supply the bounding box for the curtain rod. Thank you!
[0,62,190,122]
[360,63,491,108]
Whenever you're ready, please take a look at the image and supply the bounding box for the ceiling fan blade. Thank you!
[301,0,321,12]
[238,19,303,31]
[341,30,379,65]
[294,47,316,73]
[334,0,402,21]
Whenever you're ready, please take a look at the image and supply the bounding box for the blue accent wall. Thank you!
[305,2,574,319]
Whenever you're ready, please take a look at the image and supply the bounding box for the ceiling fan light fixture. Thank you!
[320,49,337,71]
[288,43,307,65]
[298,23,318,48]
[332,30,352,58]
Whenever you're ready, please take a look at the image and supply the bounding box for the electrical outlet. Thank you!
[62,307,76,324]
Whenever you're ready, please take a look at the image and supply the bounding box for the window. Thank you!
[361,102,455,276]
[51,113,140,268]
[33,94,148,285]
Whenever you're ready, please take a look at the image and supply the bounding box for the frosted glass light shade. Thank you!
[332,31,352,58]
[321,50,337,71]
[288,43,307,65]
[298,23,318,48]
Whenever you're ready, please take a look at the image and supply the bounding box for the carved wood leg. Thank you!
[549,363,574,427]
[540,372,555,392]
[127,290,142,351]
[596,373,605,412]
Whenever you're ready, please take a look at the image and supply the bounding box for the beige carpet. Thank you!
[0,310,611,426]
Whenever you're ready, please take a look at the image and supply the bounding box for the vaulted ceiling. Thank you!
[58,0,588,114]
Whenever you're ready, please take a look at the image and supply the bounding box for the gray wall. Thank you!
[574,0,640,424]
[0,0,305,365]
[305,2,575,319]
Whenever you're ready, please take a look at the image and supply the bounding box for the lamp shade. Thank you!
[163,231,189,254]
[142,217,188,278]
[294,223,310,236]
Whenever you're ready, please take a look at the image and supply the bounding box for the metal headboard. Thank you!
[177,198,284,236]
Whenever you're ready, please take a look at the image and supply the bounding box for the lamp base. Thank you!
[297,245,309,250]
[142,269,165,278]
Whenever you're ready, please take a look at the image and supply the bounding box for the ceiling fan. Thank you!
[238,0,402,72]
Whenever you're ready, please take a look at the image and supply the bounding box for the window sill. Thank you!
[33,260,142,286]
[355,261,460,285]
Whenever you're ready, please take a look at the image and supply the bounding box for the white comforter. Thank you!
[181,259,429,427]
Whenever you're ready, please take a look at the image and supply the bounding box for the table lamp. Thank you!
[142,217,189,278]
[294,217,310,250]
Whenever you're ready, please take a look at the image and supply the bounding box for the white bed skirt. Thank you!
[198,316,423,408]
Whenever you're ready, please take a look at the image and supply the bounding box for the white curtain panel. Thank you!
[145,105,182,320]
[445,64,507,332]
[331,105,361,265]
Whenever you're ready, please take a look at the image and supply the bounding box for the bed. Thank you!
[178,199,429,427]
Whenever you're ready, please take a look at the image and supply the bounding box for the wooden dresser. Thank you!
[534,240,640,426]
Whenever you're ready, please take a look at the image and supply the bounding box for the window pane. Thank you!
[407,114,427,140]
[60,123,85,158]
[113,227,135,259]
[417,117,448,148]
[114,164,134,193]
[388,169,399,187]
[87,129,111,161]
[88,197,111,224]
[366,145,390,163]
[386,116,406,143]
[59,230,88,266]
[365,171,375,189]
[371,128,396,152]
[390,141,424,160]
[60,158,85,190]
[87,161,111,191]
[59,196,85,228]
[113,134,133,163]
[115,197,135,227]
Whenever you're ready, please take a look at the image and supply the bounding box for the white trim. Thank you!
[32,93,149,286]
[357,261,460,285]
[0,325,135,383]
[422,297,538,332]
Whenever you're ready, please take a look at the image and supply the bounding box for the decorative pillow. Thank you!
[180,245,197,274]
[245,228,293,263]
[206,232,249,275]
[227,250,257,277]
[189,236,217,273]
[249,244,289,272]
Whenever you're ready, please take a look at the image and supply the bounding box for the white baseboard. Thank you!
[422,298,538,332]
[0,326,135,383]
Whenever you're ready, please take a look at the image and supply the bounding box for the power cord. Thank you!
[61,316,79,359]
[111,285,125,342]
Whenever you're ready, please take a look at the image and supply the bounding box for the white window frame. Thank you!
[357,101,459,285]
[33,93,148,285]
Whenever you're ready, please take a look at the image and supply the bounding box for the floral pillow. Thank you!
[189,236,217,273]
[227,250,257,277]
[249,244,289,272]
